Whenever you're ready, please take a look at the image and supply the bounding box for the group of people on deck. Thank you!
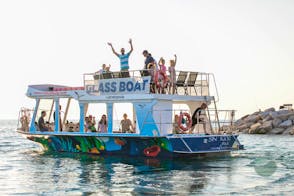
[37,110,135,133]
[96,39,178,94]
[84,113,135,133]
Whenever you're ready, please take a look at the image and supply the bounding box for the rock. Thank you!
[236,122,254,130]
[256,129,268,134]
[269,128,285,134]
[245,115,261,123]
[235,108,294,135]
[264,107,275,113]
[262,115,273,123]
[234,119,243,126]
[260,112,271,120]
[259,120,273,132]
[249,123,262,134]
[288,115,294,121]
[241,128,249,134]
[240,114,249,120]
[269,111,279,119]
[277,110,291,115]
[278,120,293,128]
[276,113,291,121]
[282,126,294,135]
[252,111,261,116]
[272,118,282,128]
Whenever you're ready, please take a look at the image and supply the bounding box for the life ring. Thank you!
[155,70,168,88]
[178,112,192,132]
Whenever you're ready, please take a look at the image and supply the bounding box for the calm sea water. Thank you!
[1,120,294,195]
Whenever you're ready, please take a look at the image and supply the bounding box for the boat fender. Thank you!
[178,112,192,132]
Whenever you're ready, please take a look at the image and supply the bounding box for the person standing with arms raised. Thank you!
[107,39,133,71]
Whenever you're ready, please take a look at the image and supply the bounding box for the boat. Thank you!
[17,69,244,158]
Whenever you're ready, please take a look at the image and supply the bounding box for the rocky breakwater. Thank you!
[235,108,294,135]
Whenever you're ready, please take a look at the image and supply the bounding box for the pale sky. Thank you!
[0,0,293,119]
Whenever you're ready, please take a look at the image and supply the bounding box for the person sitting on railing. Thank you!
[107,39,133,71]
[120,113,134,133]
[38,111,51,132]
[98,114,107,133]
[190,103,208,134]
[168,54,177,94]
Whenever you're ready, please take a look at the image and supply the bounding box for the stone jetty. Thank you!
[234,108,294,135]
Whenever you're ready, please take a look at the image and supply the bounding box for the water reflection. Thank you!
[3,127,294,195]
[38,152,221,194]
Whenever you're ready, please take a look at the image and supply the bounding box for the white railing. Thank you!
[208,109,236,133]
[142,109,231,135]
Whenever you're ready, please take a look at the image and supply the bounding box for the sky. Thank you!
[0,0,293,119]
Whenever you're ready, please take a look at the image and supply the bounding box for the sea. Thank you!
[0,120,294,195]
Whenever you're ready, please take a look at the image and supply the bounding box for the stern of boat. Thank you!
[166,134,244,155]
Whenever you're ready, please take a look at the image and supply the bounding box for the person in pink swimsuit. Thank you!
[168,54,177,94]
[158,57,168,94]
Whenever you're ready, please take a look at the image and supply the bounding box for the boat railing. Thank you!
[142,109,235,135]
[208,109,236,133]
[83,69,219,98]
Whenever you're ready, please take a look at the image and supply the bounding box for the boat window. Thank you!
[36,99,54,123]
[58,98,78,122]
[62,98,80,132]
[86,103,107,121]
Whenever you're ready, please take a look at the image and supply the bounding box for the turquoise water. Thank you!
[1,120,294,195]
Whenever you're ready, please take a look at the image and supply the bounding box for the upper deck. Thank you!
[83,69,219,100]
[26,69,219,104]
